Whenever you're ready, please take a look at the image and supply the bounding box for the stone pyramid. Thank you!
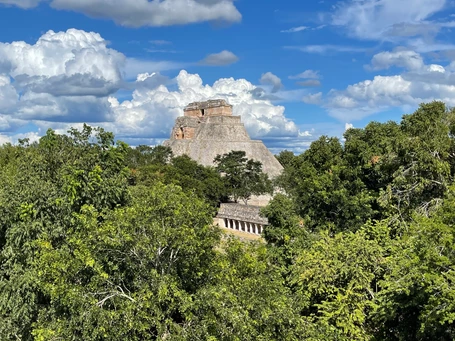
[163,99,283,178]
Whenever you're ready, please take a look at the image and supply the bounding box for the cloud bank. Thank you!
[332,0,446,41]
[0,0,242,27]
[326,49,455,121]
[0,29,313,152]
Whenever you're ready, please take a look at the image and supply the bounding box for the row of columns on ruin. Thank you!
[223,218,263,235]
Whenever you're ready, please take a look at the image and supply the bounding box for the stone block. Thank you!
[183,127,195,139]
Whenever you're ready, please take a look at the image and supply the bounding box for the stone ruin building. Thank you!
[163,99,283,178]
[214,203,269,236]
[163,99,283,238]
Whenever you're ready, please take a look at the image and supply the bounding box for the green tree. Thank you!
[125,145,173,169]
[374,188,455,340]
[0,126,130,339]
[290,223,390,340]
[186,238,303,340]
[133,154,227,209]
[275,150,297,169]
[31,183,219,340]
[276,136,375,232]
[261,194,309,269]
[382,101,454,218]
[214,150,272,204]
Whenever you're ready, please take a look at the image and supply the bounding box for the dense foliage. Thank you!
[214,150,273,204]
[1,102,455,340]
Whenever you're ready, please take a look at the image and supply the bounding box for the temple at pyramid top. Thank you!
[184,99,233,117]
[163,99,283,178]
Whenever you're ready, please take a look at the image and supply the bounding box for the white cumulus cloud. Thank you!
[326,50,455,121]
[0,29,186,127]
[0,134,11,145]
[0,75,18,112]
[0,29,125,98]
[0,29,315,152]
[108,70,300,141]
[0,131,41,145]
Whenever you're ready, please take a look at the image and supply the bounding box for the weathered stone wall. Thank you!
[205,115,241,124]
[185,99,232,110]
[204,106,232,116]
[194,117,250,141]
[182,127,195,139]
[171,116,200,140]
[217,203,268,225]
[174,116,200,128]
[184,99,233,118]
[184,109,202,117]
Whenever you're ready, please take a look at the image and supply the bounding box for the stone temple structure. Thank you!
[214,203,269,236]
[164,99,283,238]
[163,99,283,178]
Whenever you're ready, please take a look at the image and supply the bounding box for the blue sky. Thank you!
[0,0,454,153]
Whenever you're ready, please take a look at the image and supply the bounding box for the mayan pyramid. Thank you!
[163,99,283,178]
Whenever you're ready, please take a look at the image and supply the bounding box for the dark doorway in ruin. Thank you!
[201,109,205,116]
